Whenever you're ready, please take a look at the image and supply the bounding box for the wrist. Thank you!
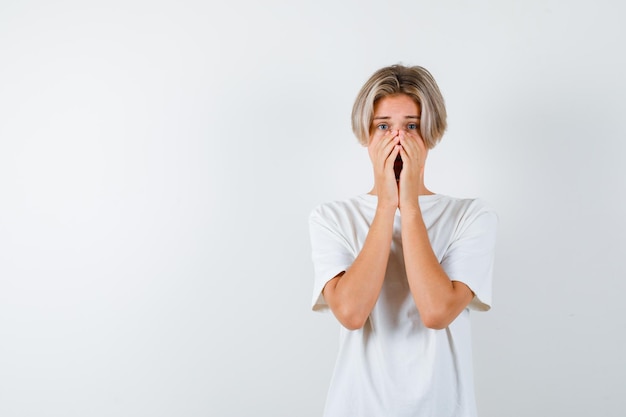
[375,202,397,217]
[399,202,422,217]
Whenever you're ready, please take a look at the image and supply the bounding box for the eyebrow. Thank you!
[372,116,420,120]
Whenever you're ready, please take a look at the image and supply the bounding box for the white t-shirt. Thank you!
[309,193,498,417]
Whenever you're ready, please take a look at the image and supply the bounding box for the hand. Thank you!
[397,129,427,210]
[368,129,401,209]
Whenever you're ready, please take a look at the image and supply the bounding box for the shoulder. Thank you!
[428,195,498,237]
[433,194,497,219]
[309,194,375,224]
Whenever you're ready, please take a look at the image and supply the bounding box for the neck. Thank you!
[368,184,435,196]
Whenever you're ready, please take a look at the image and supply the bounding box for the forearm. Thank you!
[401,207,473,329]
[324,205,396,330]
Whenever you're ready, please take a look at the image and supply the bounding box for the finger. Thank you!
[373,132,400,165]
[381,134,400,158]
[402,130,426,153]
[386,144,401,167]
[399,132,423,161]
[370,128,397,144]
[368,130,397,159]
[397,132,415,159]
[383,144,402,183]
[398,142,423,174]
[376,133,400,159]
[398,145,410,164]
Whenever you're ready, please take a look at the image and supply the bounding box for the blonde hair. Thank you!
[351,65,447,149]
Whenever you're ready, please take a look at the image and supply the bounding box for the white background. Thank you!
[1,1,625,416]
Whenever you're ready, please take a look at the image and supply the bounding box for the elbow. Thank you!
[420,310,452,330]
[342,317,367,331]
[335,307,368,331]
[422,318,448,330]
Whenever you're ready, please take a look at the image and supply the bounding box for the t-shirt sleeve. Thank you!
[308,207,356,312]
[440,203,498,311]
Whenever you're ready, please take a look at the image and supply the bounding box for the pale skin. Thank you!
[322,93,474,330]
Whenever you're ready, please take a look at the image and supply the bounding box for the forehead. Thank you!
[373,94,420,116]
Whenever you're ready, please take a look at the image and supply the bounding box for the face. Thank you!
[370,93,421,141]
[370,94,426,180]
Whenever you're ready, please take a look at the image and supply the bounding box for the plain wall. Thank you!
[1,1,625,416]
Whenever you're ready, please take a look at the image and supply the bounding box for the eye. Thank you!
[377,123,389,131]
[407,123,419,130]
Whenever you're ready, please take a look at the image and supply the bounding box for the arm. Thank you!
[400,207,474,329]
[323,129,401,330]
[323,205,396,330]
[397,130,473,329]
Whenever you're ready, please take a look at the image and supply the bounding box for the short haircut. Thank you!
[351,65,447,149]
